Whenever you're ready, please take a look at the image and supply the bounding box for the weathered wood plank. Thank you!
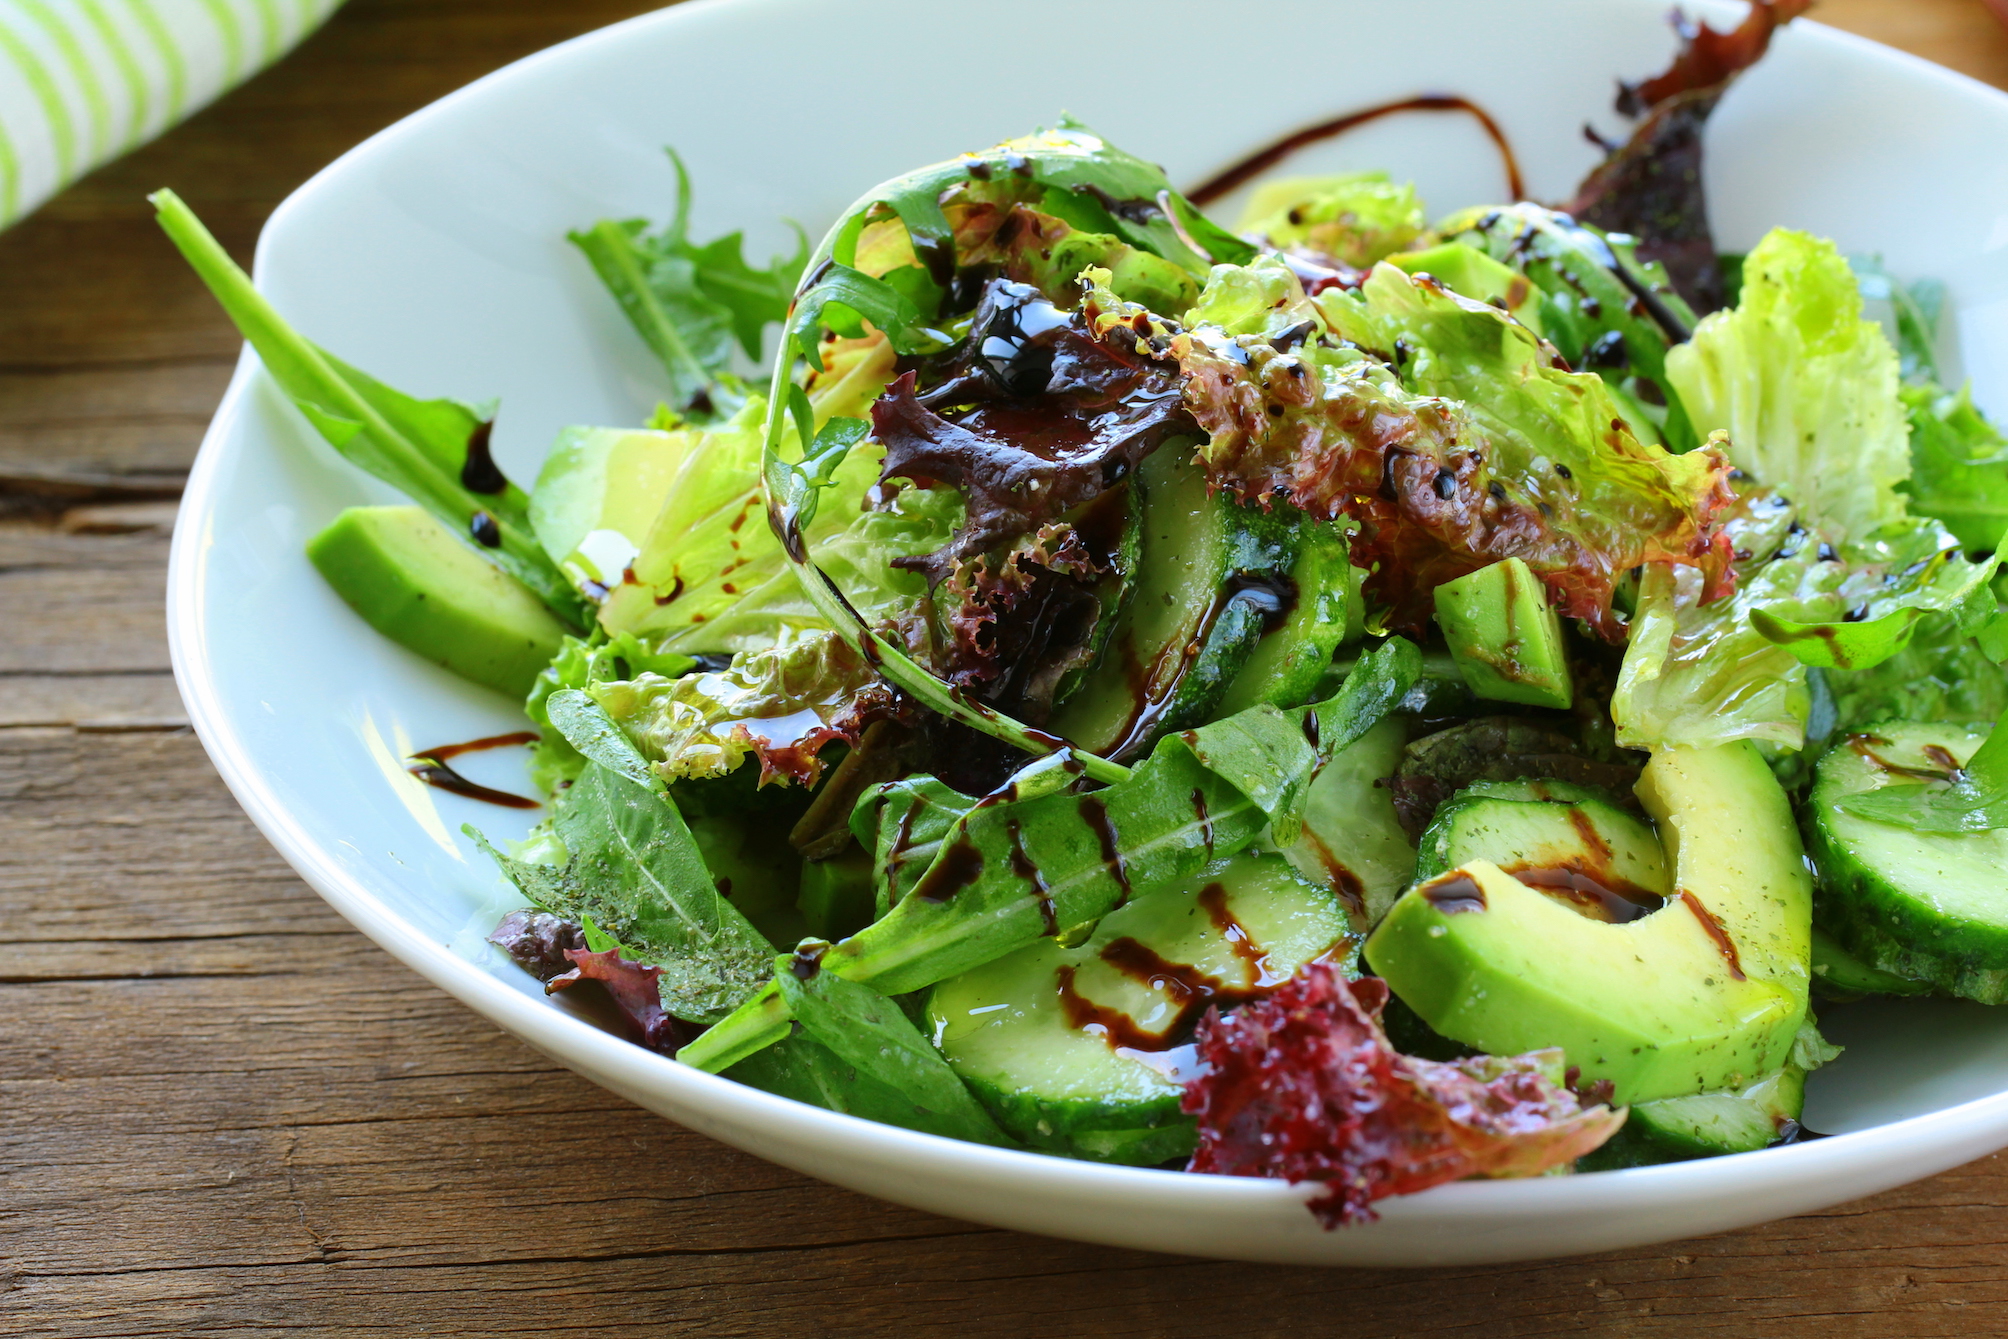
[6,728,2008,1339]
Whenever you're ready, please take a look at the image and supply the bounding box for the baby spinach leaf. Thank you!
[467,760,773,1022]
[471,691,774,1021]
[151,190,588,629]
[1838,708,2008,834]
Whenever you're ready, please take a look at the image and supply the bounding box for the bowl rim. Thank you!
[164,0,2008,1239]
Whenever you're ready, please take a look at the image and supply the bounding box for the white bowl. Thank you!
[167,0,2008,1266]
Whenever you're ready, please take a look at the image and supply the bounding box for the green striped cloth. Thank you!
[0,0,346,228]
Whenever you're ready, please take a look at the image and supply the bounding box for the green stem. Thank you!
[676,979,792,1073]
[151,189,584,629]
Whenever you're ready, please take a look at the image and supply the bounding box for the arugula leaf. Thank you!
[150,190,588,630]
[849,774,978,917]
[569,149,806,409]
[1900,384,2008,553]
[788,264,932,370]
[1838,708,2008,833]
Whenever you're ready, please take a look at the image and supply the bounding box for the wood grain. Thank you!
[4,1,2008,1334]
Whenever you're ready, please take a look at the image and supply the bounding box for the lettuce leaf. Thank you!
[1433,203,1701,452]
[1666,229,1911,544]
[1149,258,1735,635]
[589,632,896,788]
[597,341,957,654]
[1613,488,1999,749]
[1234,172,1426,269]
[1614,229,2003,749]
[523,632,697,794]
[1746,525,2000,671]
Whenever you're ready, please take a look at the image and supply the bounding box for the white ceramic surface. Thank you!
[167,0,2008,1266]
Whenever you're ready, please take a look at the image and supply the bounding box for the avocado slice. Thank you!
[1364,741,1811,1104]
[1432,557,1574,710]
[307,505,567,699]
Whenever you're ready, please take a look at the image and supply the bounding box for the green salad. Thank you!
[154,0,2008,1226]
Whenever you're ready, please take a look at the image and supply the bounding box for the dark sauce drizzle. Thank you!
[1006,816,1059,937]
[1186,94,1526,208]
[1421,872,1488,915]
[1189,787,1215,856]
[911,838,985,903]
[406,731,541,809]
[1055,883,1284,1052]
[461,420,507,494]
[1077,794,1132,904]
[1679,890,1747,980]
[1507,865,1662,925]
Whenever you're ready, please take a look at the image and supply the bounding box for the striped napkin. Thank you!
[0,0,346,229]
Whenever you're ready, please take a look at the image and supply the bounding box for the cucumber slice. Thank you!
[1453,778,1616,806]
[927,850,1350,1163]
[1809,924,1935,1001]
[1217,518,1358,715]
[1807,721,2008,1002]
[1048,446,1297,760]
[1579,1068,1804,1170]
[1413,792,1669,919]
[1285,716,1416,928]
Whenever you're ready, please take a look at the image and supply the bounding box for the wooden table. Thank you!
[6,2,2008,1332]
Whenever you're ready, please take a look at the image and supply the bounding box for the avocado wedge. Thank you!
[1364,741,1811,1104]
[308,505,568,698]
